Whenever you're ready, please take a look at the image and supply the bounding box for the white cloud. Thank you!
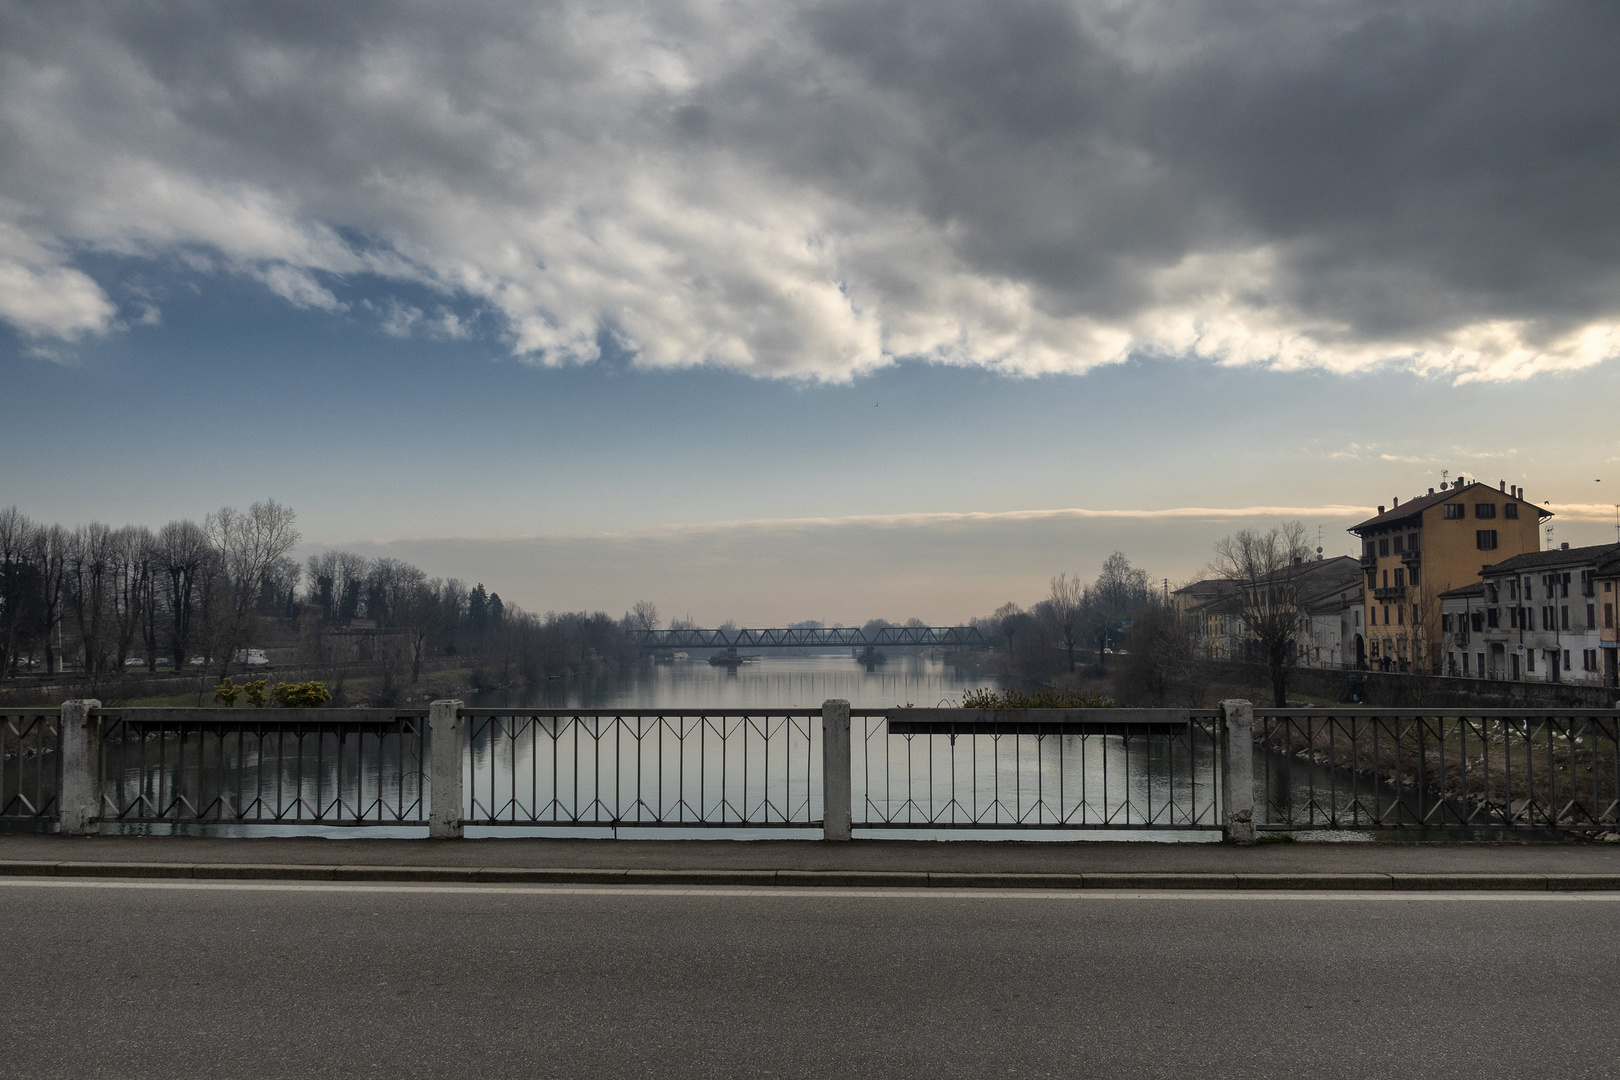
[1,2,1617,382]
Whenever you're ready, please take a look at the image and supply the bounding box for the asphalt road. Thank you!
[3,880,1618,1079]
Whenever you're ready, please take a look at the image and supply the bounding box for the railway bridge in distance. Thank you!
[628,625,990,651]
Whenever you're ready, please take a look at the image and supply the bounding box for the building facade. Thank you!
[1439,543,1620,684]
[1349,476,1549,672]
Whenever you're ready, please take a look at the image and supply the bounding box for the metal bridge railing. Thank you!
[853,709,1226,829]
[95,708,428,826]
[43,698,1620,837]
[1,708,60,824]
[1254,709,1620,830]
[459,709,822,828]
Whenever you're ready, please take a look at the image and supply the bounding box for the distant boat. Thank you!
[854,646,887,666]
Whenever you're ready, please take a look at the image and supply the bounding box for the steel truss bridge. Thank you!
[629,626,990,651]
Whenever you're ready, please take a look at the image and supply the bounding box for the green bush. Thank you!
[960,687,1114,709]
[270,681,332,708]
[213,677,243,707]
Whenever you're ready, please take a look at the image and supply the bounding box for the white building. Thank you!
[1440,542,1620,684]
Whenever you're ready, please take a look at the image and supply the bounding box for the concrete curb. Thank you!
[4,860,1620,891]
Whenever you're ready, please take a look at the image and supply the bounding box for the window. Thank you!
[1442,613,1453,631]
[1564,650,1571,671]
[1477,651,1485,675]
[1561,573,1570,598]
[1507,580,1516,600]
[1443,503,1464,519]
[1561,605,1570,631]
[1365,542,1376,559]
[1462,652,1470,675]
[1608,603,1616,629]
[1487,607,1499,628]
[1588,604,1596,630]
[1397,606,1404,626]
[1393,535,1404,554]
[1528,650,1535,673]
[1394,568,1405,588]
[1379,538,1390,557]
[1370,607,1377,625]
[1410,567,1420,586]
[1489,583,1500,602]
[1383,605,1390,624]
[1471,612,1484,632]
[1408,533,1421,551]
[1504,503,1518,519]
[1543,607,1552,631]
[1510,607,1519,629]
[1476,503,1497,519]
[1477,530,1498,550]
[1523,579,1533,600]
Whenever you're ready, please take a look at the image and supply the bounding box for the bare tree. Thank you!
[630,600,661,632]
[158,519,211,668]
[1045,573,1086,672]
[207,500,300,673]
[0,508,39,678]
[1210,521,1313,706]
[64,523,116,677]
[33,525,68,674]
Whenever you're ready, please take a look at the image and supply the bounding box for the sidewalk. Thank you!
[4,833,1619,889]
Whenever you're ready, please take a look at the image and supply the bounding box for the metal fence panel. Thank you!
[853,710,1226,829]
[461,710,823,828]
[96,709,428,826]
[1,710,60,822]
[1254,709,1620,830]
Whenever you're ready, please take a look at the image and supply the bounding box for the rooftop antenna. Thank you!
[1441,469,1450,489]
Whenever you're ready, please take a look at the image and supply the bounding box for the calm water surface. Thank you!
[467,654,1005,711]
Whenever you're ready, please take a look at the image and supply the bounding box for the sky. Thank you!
[3,1,1620,624]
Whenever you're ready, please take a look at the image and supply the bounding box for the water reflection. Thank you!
[467,654,1005,711]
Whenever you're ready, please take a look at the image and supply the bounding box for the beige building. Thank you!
[1349,476,1549,672]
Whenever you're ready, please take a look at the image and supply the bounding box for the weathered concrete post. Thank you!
[59,699,102,836]
[821,699,852,841]
[428,699,465,839]
[1220,699,1256,845]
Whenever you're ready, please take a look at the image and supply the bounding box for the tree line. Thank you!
[0,502,669,687]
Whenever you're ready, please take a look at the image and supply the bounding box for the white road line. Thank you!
[2,877,1619,901]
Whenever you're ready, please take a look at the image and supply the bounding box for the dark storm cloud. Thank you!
[1,0,1616,379]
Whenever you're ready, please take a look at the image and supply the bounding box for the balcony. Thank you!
[1373,586,1407,602]
[1359,554,1377,571]
[1400,549,1421,568]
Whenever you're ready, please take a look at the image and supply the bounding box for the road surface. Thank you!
[4,878,1617,1079]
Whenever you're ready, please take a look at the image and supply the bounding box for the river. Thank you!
[466,653,1005,711]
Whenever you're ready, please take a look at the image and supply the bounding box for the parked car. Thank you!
[234,649,271,668]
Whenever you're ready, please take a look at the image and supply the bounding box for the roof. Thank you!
[1480,542,1620,576]
[1438,582,1487,600]
[1349,481,1552,534]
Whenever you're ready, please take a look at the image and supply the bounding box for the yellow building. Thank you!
[1348,477,1549,671]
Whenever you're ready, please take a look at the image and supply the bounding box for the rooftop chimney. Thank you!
[1393,496,1399,506]
[1562,542,1570,551]
[1378,505,1385,514]
[1428,487,1435,495]
[1500,480,1506,492]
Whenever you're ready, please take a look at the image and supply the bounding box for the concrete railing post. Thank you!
[59,699,102,836]
[1220,699,1256,845]
[428,699,465,839]
[821,699,852,841]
